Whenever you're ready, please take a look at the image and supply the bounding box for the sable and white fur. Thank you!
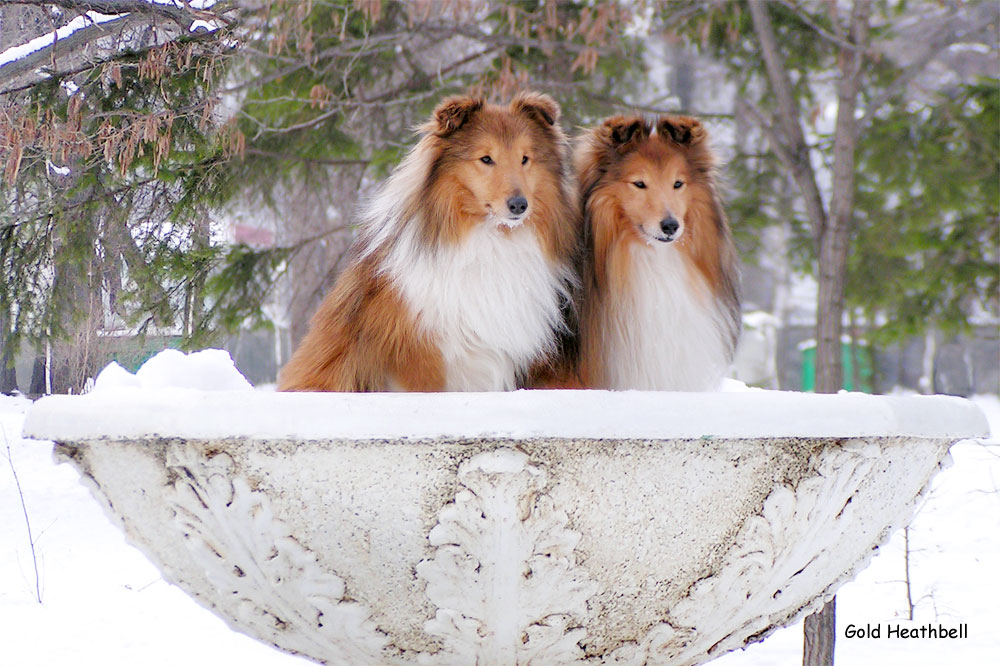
[278,93,578,392]
[576,115,741,391]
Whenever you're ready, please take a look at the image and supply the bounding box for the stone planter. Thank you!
[24,390,987,666]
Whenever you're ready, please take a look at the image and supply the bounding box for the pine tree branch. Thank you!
[446,23,616,56]
[238,45,499,136]
[243,148,369,167]
[857,13,979,133]
[773,0,863,52]
[0,14,139,85]
[747,0,808,153]
[0,27,223,96]
[3,0,234,30]
[0,1,239,91]
[583,91,734,119]
[735,97,797,171]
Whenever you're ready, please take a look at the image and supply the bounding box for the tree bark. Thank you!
[0,311,18,393]
[29,355,46,395]
[0,14,138,87]
[803,597,837,666]
[815,0,870,396]
[919,329,937,394]
[747,0,828,238]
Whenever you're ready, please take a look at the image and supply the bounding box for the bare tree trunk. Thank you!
[919,329,937,394]
[0,300,17,392]
[184,216,210,339]
[746,0,828,235]
[0,330,17,394]
[849,308,862,390]
[29,355,45,395]
[738,3,976,651]
[803,597,837,666]
[805,4,871,664]
[815,0,869,395]
[0,347,15,393]
[279,170,360,350]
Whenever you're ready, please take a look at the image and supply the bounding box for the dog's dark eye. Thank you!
[480,156,493,165]
[633,181,646,189]
[673,180,684,189]
[522,155,529,165]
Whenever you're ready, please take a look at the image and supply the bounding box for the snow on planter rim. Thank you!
[23,389,989,443]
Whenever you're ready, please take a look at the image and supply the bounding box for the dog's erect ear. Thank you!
[432,96,484,137]
[657,115,705,145]
[512,91,560,127]
[597,116,648,153]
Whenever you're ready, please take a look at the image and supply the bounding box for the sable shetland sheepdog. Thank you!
[575,115,741,391]
[277,92,578,392]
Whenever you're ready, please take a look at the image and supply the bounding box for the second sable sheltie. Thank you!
[278,92,578,392]
[575,115,741,391]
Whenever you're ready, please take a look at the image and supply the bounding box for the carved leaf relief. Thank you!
[417,448,599,666]
[635,445,881,665]
[166,447,390,666]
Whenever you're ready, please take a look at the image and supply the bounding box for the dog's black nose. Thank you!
[660,217,680,237]
[507,195,528,216]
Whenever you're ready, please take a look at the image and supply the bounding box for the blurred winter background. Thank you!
[0,1,997,664]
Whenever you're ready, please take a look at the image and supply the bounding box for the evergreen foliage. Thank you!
[665,0,999,345]
[2,30,239,369]
[851,80,999,343]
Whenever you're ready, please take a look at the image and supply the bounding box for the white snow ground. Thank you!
[1,354,997,665]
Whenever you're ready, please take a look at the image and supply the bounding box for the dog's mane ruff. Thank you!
[688,177,741,352]
[355,132,440,265]
[554,124,583,278]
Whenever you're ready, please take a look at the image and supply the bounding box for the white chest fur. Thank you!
[383,222,570,391]
[598,244,731,391]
